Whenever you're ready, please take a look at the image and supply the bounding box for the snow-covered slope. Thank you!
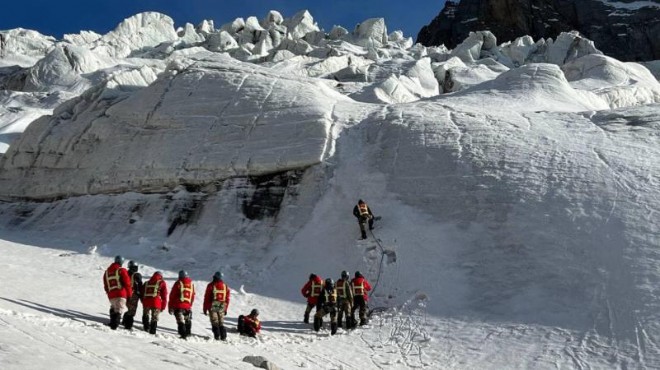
[1,9,660,370]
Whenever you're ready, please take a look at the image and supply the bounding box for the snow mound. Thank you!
[434,57,508,93]
[88,12,179,58]
[439,63,609,112]
[563,54,660,108]
[0,54,346,199]
[0,28,56,67]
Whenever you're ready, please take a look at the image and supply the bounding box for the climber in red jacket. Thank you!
[102,255,133,330]
[350,271,372,326]
[301,273,324,324]
[203,271,230,341]
[169,270,195,339]
[141,271,168,334]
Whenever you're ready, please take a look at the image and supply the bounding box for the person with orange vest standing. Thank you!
[141,271,168,334]
[350,271,372,326]
[203,271,230,341]
[103,255,133,330]
[121,260,143,330]
[353,199,375,240]
[301,273,324,324]
[336,270,355,329]
[169,270,196,339]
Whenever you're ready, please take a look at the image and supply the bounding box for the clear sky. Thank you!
[0,0,446,41]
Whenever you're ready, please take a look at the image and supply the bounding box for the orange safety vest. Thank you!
[144,280,161,298]
[311,281,323,297]
[352,281,366,296]
[324,289,337,304]
[213,282,227,302]
[179,281,194,303]
[336,279,349,299]
[358,203,369,216]
[130,271,139,287]
[105,268,122,291]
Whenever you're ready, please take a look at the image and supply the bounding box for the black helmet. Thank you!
[309,273,317,280]
[358,199,364,204]
[341,270,349,279]
[128,260,138,271]
[213,271,223,280]
[250,308,259,316]
[325,278,334,288]
[355,271,362,278]
[178,270,188,279]
[114,255,124,265]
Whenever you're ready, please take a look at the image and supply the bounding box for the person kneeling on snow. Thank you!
[237,309,261,337]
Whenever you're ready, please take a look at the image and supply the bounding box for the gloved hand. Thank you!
[203,310,208,316]
[224,311,227,316]
[168,309,173,315]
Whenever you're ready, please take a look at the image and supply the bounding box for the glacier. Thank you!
[0,9,659,370]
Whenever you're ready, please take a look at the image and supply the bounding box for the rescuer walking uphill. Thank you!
[103,255,133,330]
[203,271,230,341]
[336,270,355,329]
[314,278,339,335]
[169,270,196,339]
[141,271,168,334]
[351,271,372,326]
[301,273,324,324]
[121,260,143,330]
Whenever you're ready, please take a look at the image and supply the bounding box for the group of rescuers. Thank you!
[102,199,376,340]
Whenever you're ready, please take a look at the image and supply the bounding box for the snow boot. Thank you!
[303,313,309,324]
[142,314,150,332]
[219,325,227,341]
[237,315,245,334]
[149,322,157,335]
[110,312,121,330]
[177,323,187,338]
[313,317,322,332]
[347,317,357,329]
[361,231,367,239]
[331,322,338,335]
[360,318,368,326]
[123,314,134,330]
[185,321,192,337]
[337,317,343,328]
[212,325,220,340]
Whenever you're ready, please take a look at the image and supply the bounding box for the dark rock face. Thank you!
[417,0,660,62]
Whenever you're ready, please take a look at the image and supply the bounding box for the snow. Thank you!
[597,0,660,10]
[1,8,660,370]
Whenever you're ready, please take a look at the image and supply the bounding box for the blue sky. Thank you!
[0,0,445,40]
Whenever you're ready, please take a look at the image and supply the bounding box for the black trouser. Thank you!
[352,296,368,323]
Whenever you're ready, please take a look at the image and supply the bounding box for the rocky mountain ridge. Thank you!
[417,0,660,62]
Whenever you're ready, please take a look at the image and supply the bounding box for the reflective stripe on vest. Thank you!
[353,281,365,296]
[213,282,227,302]
[144,280,161,298]
[324,289,337,303]
[336,279,348,299]
[311,281,323,297]
[358,203,369,216]
[130,272,139,287]
[179,281,194,303]
[105,268,122,291]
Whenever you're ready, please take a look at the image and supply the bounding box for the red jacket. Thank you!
[301,276,324,305]
[169,277,195,311]
[351,276,372,301]
[103,263,132,299]
[141,272,168,311]
[243,314,261,333]
[203,280,230,313]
